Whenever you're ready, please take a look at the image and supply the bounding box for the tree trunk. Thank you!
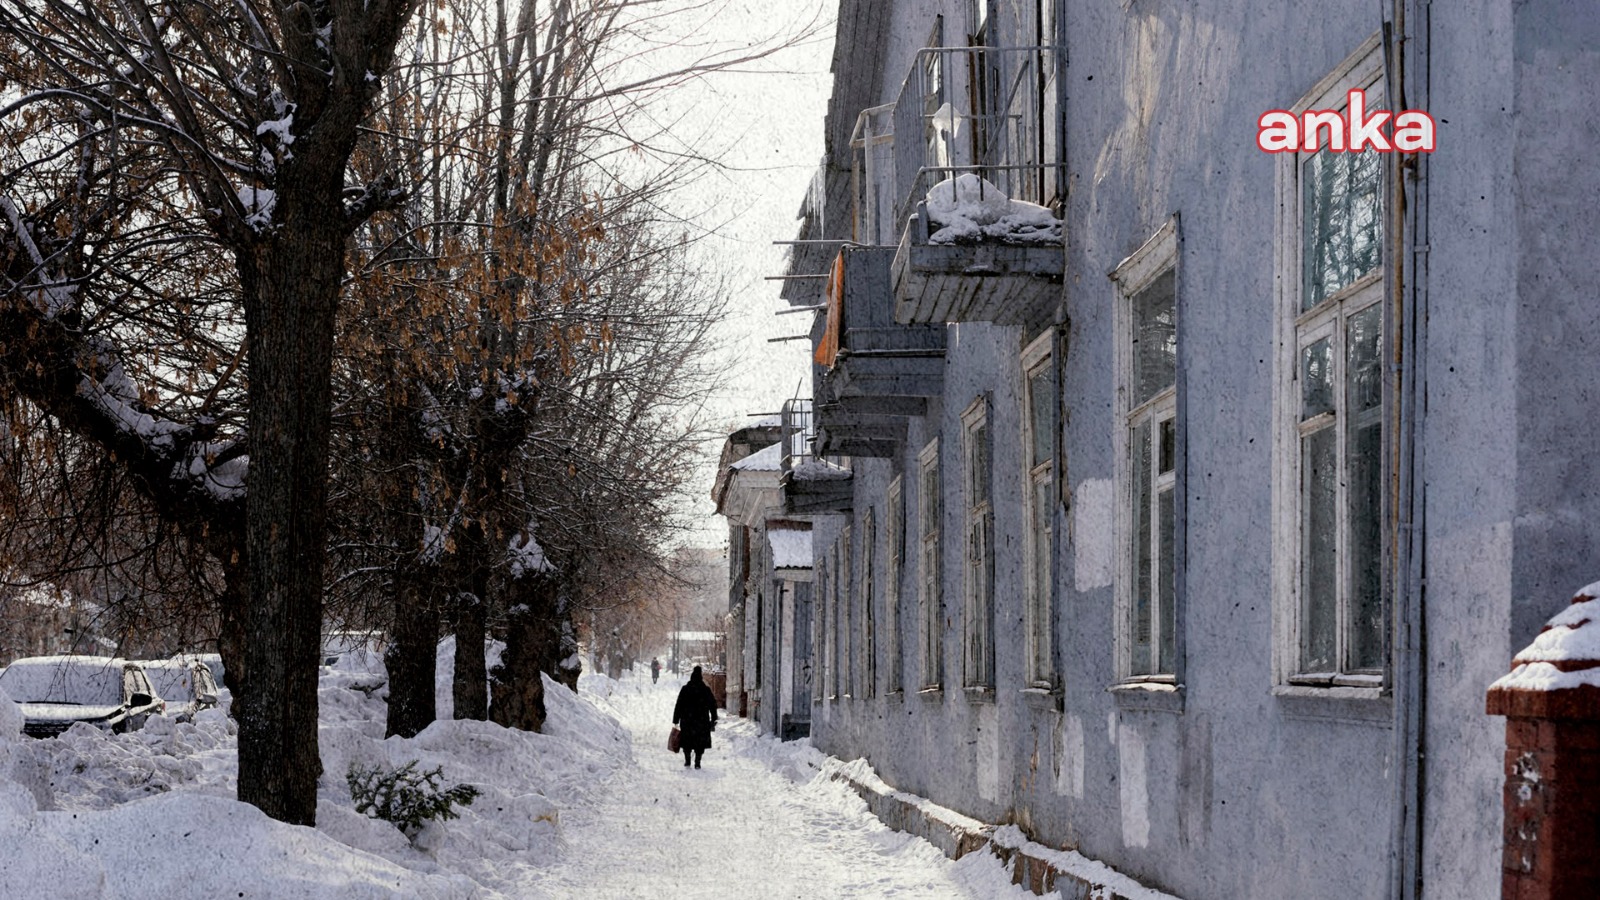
[384,576,439,738]
[489,573,560,730]
[217,565,249,698]
[234,187,344,827]
[452,587,489,720]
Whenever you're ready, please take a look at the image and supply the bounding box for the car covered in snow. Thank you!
[0,656,164,738]
[135,657,220,722]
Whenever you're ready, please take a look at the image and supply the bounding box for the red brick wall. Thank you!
[1489,685,1600,899]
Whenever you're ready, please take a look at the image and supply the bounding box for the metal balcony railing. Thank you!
[850,104,897,246]
[778,396,814,476]
[886,44,1062,240]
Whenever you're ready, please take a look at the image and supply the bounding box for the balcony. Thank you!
[777,398,853,515]
[868,45,1063,326]
[813,246,942,457]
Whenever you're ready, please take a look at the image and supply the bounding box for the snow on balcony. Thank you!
[874,44,1063,326]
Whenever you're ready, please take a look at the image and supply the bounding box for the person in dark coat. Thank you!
[673,665,718,769]
[650,657,661,683]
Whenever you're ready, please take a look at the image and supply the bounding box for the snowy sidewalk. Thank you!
[531,675,1032,899]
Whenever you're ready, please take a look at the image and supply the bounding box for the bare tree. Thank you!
[0,0,420,823]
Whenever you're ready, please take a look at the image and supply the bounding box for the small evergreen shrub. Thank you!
[346,760,480,838]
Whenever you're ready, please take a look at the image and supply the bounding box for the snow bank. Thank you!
[44,793,479,899]
[0,639,636,898]
[923,173,1061,246]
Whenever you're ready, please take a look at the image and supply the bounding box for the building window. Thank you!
[861,507,877,699]
[840,525,854,697]
[1023,332,1057,688]
[817,560,831,701]
[919,439,943,689]
[1112,218,1179,682]
[838,538,851,695]
[886,477,905,693]
[963,396,995,689]
[1277,36,1387,687]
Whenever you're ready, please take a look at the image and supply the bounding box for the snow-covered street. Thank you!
[535,674,1031,898]
[0,656,1035,899]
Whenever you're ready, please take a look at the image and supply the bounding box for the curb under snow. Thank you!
[822,757,1182,900]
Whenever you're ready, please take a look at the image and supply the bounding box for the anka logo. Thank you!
[1258,89,1435,153]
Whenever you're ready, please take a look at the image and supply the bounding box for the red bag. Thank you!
[668,726,681,753]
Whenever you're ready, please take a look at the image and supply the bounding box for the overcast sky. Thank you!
[622,0,837,550]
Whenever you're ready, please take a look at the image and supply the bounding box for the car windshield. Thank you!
[141,664,192,701]
[0,660,123,705]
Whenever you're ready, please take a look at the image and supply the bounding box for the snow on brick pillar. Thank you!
[1486,581,1600,900]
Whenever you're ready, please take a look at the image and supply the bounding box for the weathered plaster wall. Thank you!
[802,0,1596,897]
[1417,0,1518,895]
[1056,3,1397,896]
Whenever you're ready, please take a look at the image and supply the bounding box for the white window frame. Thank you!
[1111,217,1180,684]
[1272,34,1389,692]
[1022,331,1057,689]
[962,395,995,691]
[886,477,905,694]
[919,439,944,690]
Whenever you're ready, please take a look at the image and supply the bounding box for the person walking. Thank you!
[672,665,718,769]
[650,657,661,684]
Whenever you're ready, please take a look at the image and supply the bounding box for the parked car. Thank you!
[321,630,385,669]
[181,652,225,690]
[0,656,164,737]
[136,657,220,722]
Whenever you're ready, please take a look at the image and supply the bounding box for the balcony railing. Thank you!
[891,45,1061,233]
[778,396,814,477]
[875,45,1065,325]
[778,395,853,515]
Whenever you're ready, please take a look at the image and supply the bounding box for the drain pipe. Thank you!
[1384,0,1430,897]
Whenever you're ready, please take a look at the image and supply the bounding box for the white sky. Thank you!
[619,1,837,550]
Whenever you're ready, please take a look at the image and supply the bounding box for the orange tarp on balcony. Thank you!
[813,251,846,368]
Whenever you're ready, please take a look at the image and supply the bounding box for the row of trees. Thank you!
[0,0,807,824]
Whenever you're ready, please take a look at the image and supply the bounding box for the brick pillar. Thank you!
[1486,583,1600,900]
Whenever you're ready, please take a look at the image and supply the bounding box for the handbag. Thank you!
[668,725,681,753]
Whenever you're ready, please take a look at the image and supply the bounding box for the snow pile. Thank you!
[0,685,105,898]
[990,824,1183,900]
[788,457,851,481]
[1490,581,1600,692]
[0,637,641,898]
[923,173,1061,246]
[12,711,235,811]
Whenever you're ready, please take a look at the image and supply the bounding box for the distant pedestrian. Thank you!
[650,657,661,684]
[672,665,718,769]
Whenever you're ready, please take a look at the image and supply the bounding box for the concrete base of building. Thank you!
[825,762,1181,900]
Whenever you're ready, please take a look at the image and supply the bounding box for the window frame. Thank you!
[817,558,832,702]
[861,506,877,699]
[841,523,854,698]
[918,438,944,691]
[962,395,996,691]
[1111,217,1181,686]
[1022,331,1057,689]
[886,476,905,695]
[1272,33,1391,693]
